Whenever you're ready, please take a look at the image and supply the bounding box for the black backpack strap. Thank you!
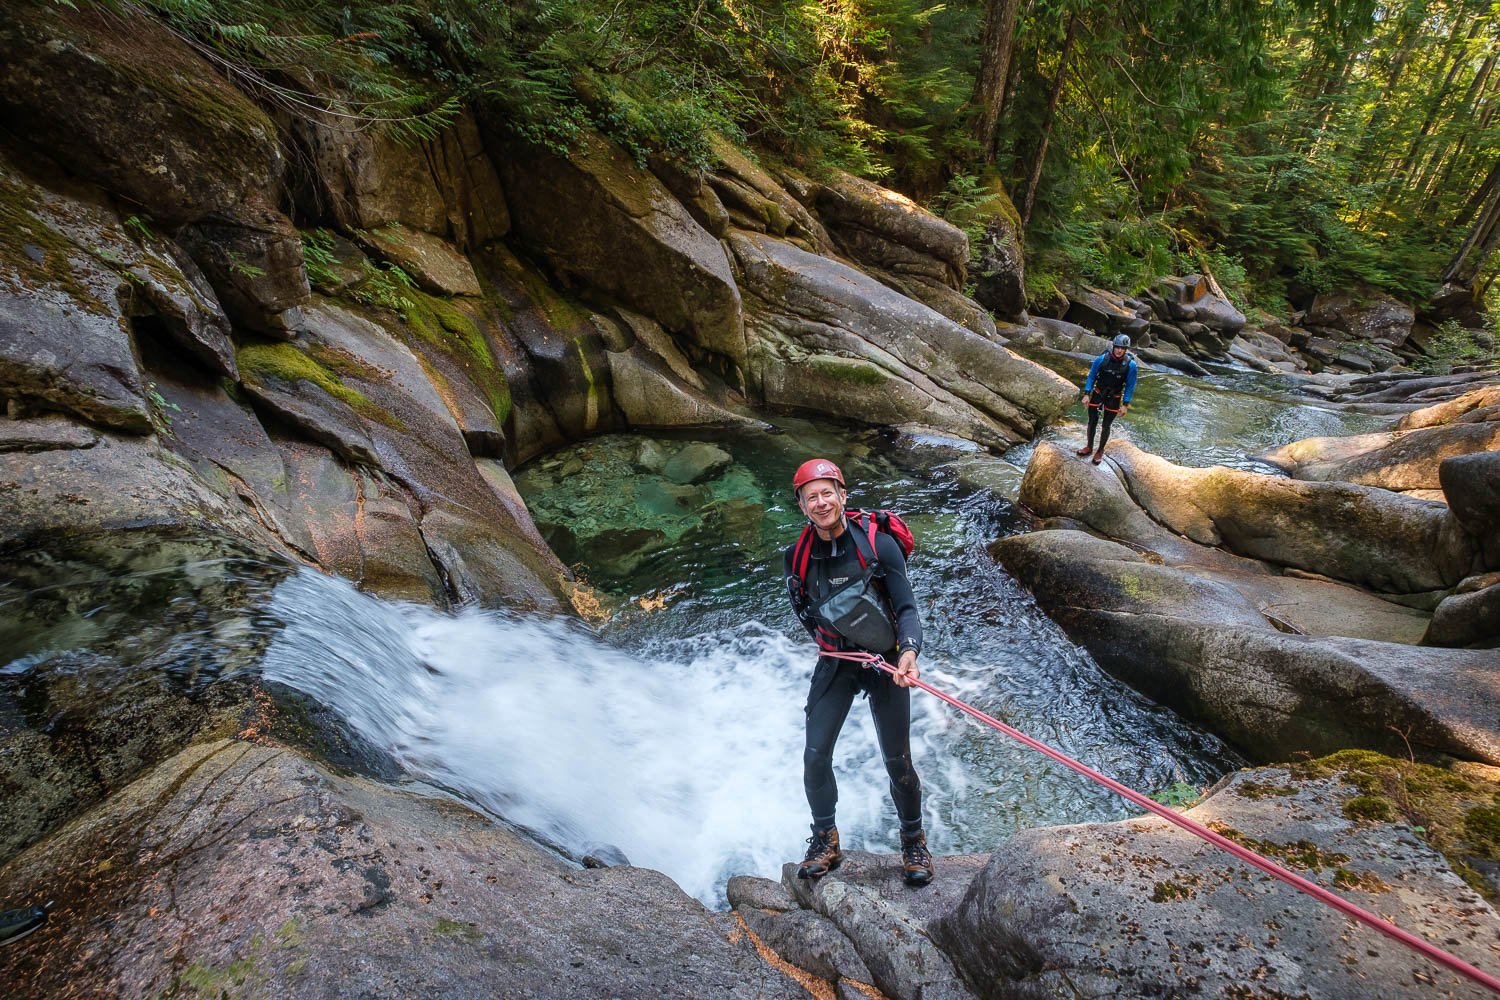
[845,515,882,576]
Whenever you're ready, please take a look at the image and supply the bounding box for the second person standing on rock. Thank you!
[1078,334,1139,465]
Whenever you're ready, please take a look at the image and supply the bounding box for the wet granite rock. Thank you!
[731,232,1074,448]
[0,740,806,999]
[740,906,874,984]
[726,875,795,912]
[1306,287,1416,349]
[934,767,1500,999]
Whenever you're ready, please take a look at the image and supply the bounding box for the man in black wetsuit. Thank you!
[782,458,933,887]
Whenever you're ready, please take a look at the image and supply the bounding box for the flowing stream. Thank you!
[2,363,1392,906]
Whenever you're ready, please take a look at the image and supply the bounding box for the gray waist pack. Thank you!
[815,571,896,653]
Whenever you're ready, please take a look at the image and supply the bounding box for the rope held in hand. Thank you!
[819,648,1500,994]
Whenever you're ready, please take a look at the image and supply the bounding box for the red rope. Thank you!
[820,649,1500,994]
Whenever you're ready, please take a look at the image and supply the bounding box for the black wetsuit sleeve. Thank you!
[873,532,922,655]
[784,545,821,641]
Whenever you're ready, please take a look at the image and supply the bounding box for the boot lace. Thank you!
[903,837,931,868]
[804,831,832,860]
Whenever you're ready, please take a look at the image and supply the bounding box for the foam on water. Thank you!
[261,568,970,904]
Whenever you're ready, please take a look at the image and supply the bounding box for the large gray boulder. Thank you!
[1106,443,1477,595]
[1263,384,1500,492]
[993,529,1496,762]
[1306,287,1416,348]
[1154,274,1246,337]
[730,232,1074,448]
[0,5,308,337]
[0,3,282,227]
[1424,574,1500,648]
[811,170,969,292]
[1442,450,1500,570]
[0,740,807,998]
[935,766,1500,999]
[294,108,509,249]
[1003,443,1499,762]
[496,131,747,371]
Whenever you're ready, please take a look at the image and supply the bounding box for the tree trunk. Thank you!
[970,0,1023,164]
[1395,17,1483,185]
[1019,13,1079,226]
[1443,159,1500,286]
[1417,38,1500,209]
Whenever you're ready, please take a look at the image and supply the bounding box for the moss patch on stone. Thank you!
[1206,821,1350,870]
[432,918,482,941]
[1343,795,1397,822]
[805,356,891,387]
[1331,867,1391,893]
[1150,875,1202,902]
[1464,804,1500,845]
[178,917,304,996]
[489,245,591,331]
[1289,750,1500,901]
[0,174,109,313]
[237,342,401,429]
[399,292,512,423]
[1235,781,1299,801]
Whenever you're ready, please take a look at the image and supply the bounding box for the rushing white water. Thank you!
[261,568,973,904]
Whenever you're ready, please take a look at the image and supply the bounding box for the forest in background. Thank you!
[96,0,1500,324]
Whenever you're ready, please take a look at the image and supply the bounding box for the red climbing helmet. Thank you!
[792,458,845,495]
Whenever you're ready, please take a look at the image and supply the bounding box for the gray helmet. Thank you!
[1111,334,1131,349]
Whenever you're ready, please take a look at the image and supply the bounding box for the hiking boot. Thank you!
[900,830,934,886]
[798,827,842,879]
[1075,445,1094,456]
[1091,448,1105,465]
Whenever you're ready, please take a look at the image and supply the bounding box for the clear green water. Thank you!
[513,362,1394,857]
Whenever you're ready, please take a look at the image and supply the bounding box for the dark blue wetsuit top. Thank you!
[1084,350,1139,404]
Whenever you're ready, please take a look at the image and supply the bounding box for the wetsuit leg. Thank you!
[804,664,860,829]
[1084,403,1100,448]
[869,678,923,833]
[1097,406,1119,451]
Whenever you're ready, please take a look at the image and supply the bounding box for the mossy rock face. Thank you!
[0,3,280,227]
[804,356,892,388]
[238,342,385,425]
[732,231,1074,447]
[1293,750,1500,900]
[0,154,154,432]
[935,765,1498,997]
